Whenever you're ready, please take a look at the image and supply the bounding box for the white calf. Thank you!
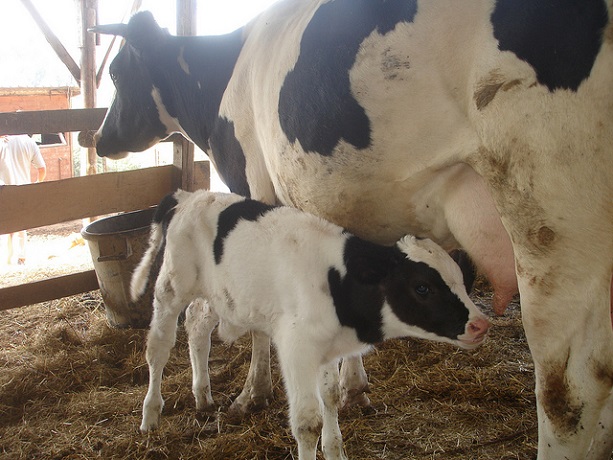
[132,190,489,460]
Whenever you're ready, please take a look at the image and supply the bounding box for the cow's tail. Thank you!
[130,193,179,301]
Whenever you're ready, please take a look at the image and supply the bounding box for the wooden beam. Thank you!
[172,0,197,191]
[19,0,81,84]
[0,165,174,234]
[0,161,209,234]
[177,0,197,35]
[0,108,107,136]
[0,271,99,311]
[173,137,195,191]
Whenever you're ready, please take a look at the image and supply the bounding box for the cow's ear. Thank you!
[126,11,166,51]
[345,238,398,284]
[91,11,164,52]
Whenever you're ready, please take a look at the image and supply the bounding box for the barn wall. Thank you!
[0,88,77,182]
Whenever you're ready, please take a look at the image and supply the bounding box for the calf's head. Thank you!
[334,235,489,349]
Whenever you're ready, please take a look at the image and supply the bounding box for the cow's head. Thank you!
[90,12,177,159]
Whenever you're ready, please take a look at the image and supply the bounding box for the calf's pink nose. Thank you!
[468,317,490,339]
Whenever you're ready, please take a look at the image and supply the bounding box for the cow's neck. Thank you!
[152,29,244,151]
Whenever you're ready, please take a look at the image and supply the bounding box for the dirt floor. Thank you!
[1,225,544,459]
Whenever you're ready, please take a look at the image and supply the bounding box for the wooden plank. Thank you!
[0,165,174,234]
[173,137,195,191]
[0,271,99,311]
[193,160,211,191]
[0,108,107,136]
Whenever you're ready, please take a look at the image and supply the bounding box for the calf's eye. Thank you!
[415,285,429,296]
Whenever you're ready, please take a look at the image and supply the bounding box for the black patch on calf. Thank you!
[328,267,385,344]
[209,117,251,197]
[154,193,179,226]
[278,0,418,155]
[328,237,402,343]
[329,236,471,343]
[383,259,469,341]
[491,0,608,92]
[213,199,276,264]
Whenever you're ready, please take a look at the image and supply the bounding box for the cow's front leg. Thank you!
[339,356,371,410]
[228,330,273,418]
[184,298,218,410]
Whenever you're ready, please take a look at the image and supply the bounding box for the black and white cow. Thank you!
[132,189,489,460]
[91,1,613,458]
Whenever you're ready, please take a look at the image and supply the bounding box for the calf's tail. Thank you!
[130,193,179,301]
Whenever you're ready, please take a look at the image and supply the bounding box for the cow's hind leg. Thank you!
[184,298,218,410]
[520,275,613,459]
[319,360,348,460]
[228,330,273,418]
[140,287,186,432]
[339,356,371,410]
[586,390,613,459]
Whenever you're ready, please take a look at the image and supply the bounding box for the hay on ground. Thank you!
[0,280,543,460]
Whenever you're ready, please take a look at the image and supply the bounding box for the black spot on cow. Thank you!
[278,0,418,156]
[491,0,608,92]
[213,199,277,264]
[209,117,251,198]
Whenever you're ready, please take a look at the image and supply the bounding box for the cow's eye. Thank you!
[415,285,429,296]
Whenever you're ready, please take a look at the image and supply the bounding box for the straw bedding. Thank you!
[0,224,544,459]
[0,279,541,460]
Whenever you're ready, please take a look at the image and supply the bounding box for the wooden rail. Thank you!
[0,108,209,311]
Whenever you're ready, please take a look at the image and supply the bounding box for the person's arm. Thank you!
[36,166,46,182]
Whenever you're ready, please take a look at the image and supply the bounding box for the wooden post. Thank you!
[173,0,197,191]
[80,0,98,176]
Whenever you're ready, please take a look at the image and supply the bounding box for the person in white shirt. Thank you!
[0,134,47,265]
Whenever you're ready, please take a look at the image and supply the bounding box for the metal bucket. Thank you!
[81,208,156,328]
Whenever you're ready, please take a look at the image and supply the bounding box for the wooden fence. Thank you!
[0,108,209,311]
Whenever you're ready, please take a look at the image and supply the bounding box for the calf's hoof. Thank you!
[140,415,160,433]
[340,387,372,413]
[227,394,271,422]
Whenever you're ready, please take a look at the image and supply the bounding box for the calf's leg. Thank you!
[184,298,218,410]
[141,288,187,432]
[275,336,323,460]
[339,356,371,409]
[319,360,348,460]
[228,330,273,418]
